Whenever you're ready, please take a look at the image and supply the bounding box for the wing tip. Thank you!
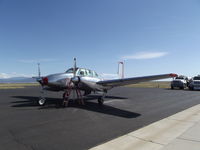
[170,73,178,77]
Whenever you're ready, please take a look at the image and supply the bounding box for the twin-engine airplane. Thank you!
[35,58,177,107]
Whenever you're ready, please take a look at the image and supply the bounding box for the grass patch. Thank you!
[0,86,25,89]
[0,83,39,89]
[127,81,171,88]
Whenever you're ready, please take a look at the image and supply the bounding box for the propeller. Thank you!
[71,57,80,85]
[72,58,77,100]
[38,63,41,78]
[73,58,76,78]
[33,63,42,83]
[35,63,48,86]
[68,58,83,104]
[36,63,45,86]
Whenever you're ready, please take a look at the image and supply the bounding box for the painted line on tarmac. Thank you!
[89,104,200,150]
[104,99,124,104]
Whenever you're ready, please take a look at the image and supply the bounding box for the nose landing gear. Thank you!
[98,97,104,105]
[38,86,47,106]
[38,97,46,106]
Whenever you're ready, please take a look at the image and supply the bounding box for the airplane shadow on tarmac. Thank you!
[11,95,141,119]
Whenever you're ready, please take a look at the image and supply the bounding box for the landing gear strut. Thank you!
[38,86,46,106]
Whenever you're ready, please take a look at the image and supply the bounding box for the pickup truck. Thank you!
[188,76,200,90]
[171,76,189,89]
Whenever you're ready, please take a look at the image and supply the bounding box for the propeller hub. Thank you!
[71,76,80,84]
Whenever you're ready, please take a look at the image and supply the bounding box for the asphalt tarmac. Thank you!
[0,87,200,150]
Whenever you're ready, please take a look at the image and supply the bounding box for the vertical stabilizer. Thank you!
[118,61,124,79]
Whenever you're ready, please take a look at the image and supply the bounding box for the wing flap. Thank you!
[97,73,177,87]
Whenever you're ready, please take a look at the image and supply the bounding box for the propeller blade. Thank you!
[38,63,41,78]
[73,57,76,77]
[35,63,43,86]
[71,57,80,88]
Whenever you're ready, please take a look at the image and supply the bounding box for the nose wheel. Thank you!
[38,97,46,106]
[98,97,104,105]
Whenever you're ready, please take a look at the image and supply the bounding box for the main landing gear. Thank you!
[97,91,106,106]
[98,97,104,105]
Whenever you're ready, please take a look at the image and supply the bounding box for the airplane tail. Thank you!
[118,61,124,79]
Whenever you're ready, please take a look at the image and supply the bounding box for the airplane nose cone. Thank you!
[42,77,48,85]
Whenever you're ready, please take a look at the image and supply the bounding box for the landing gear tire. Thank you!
[98,97,104,106]
[38,98,46,106]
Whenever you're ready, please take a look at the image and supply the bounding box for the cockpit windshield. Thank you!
[65,68,78,73]
[66,68,99,78]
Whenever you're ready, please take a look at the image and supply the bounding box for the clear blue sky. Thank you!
[0,0,200,78]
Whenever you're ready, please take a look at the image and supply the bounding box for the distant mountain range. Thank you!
[0,77,36,83]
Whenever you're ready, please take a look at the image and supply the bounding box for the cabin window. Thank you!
[86,69,93,77]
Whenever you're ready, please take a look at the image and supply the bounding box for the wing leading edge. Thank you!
[97,73,177,87]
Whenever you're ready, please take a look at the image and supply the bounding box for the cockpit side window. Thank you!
[92,71,98,77]
[77,68,86,76]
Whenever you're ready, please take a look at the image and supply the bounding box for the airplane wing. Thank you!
[97,73,177,87]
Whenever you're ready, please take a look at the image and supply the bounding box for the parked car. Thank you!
[171,75,189,89]
[188,76,200,90]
